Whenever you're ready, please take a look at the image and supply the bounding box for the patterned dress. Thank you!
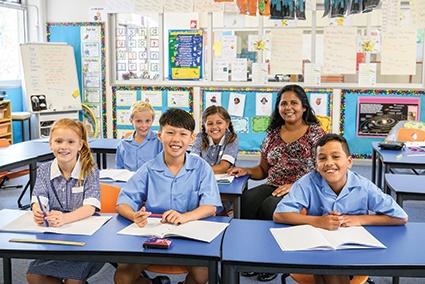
[261,124,325,186]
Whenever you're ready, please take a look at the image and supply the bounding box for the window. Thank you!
[0,5,26,82]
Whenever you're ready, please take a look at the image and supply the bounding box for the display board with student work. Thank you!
[112,86,194,139]
[341,89,425,158]
[200,87,333,153]
[47,22,107,138]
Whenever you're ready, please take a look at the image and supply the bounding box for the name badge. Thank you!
[72,186,84,193]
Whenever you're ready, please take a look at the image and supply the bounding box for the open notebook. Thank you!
[270,224,386,251]
[0,210,111,236]
[118,217,229,243]
[214,174,234,184]
[100,169,135,182]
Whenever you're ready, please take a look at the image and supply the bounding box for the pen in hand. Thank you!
[36,196,49,227]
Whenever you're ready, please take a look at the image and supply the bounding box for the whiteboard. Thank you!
[20,43,81,113]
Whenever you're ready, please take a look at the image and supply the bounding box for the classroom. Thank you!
[1,0,425,283]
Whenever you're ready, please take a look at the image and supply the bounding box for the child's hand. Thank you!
[133,207,150,228]
[32,208,46,225]
[318,211,344,230]
[46,210,65,227]
[161,210,187,225]
[339,215,361,227]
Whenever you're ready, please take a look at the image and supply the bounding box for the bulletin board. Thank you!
[200,87,333,154]
[20,43,81,113]
[341,89,425,158]
[112,86,194,138]
[47,22,107,138]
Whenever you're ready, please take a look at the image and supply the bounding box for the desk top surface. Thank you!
[385,173,425,194]
[0,211,228,259]
[372,141,425,165]
[222,219,425,267]
[0,140,51,158]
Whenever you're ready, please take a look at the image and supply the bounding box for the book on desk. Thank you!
[270,224,386,251]
[214,174,235,184]
[118,217,229,243]
[0,209,111,236]
[100,169,135,182]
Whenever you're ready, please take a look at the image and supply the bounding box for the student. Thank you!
[114,108,223,284]
[27,118,103,284]
[274,133,408,284]
[115,101,163,171]
[190,105,239,174]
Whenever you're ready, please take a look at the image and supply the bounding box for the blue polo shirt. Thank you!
[275,169,408,219]
[117,152,223,214]
[115,129,163,171]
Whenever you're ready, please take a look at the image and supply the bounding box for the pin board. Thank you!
[20,43,82,113]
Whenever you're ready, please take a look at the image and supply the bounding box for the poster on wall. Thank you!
[169,30,203,80]
[357,97,420,137]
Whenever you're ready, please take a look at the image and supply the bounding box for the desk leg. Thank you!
[3,257,11,284]
[222,263,238,284]
[396,194,403,207]
[96,153,101,169]
[102,153,107,169]
[372,149,377,184]
[208,260,218,284]
[234,196,240,219]
[393,276,399,284]
[29,161,36,195]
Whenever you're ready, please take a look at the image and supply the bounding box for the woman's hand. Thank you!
[227,167,248,177]
[272,184,293,197]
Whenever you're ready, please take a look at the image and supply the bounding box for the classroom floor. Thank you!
[1,157,425,283]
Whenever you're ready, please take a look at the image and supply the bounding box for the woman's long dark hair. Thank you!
[268,84,319,131]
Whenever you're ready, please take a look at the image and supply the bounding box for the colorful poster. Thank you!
[169,30,203,80]
[356,97,421,137]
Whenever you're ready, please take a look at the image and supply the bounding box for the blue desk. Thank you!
[385,173,425,207]
[89,138,120,169]
[0,211,229,284]
[0,140,53,208]
[221,219,425,284]
[372,142,425,189]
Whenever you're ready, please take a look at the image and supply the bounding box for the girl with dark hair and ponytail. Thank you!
[191,105,239,174]
[27,118,103,284]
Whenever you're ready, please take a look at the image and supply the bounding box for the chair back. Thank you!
[99,183,121,213]
[0,138,10,148]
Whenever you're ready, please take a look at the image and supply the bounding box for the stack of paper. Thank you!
[100,169,135,182]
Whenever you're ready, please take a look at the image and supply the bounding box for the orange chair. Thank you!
[282,273,372,284]
[99,183,189,279]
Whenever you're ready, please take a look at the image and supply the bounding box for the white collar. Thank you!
[50,156,82,180]
[208,133,226,147]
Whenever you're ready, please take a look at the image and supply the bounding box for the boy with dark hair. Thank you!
[114,108,223,284]
[274,133,407,284]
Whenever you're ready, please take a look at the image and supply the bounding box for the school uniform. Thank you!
[115,129,163,171]
[117,152,223,214]
[27,158,103,280]
[190,130,239,167]
[275,169,408,219]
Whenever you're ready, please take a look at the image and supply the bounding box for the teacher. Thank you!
[229,84,325,220]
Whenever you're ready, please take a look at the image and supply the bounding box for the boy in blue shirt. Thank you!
[114,108,223,284]
[115,101,163,171]
[274,133,408,284]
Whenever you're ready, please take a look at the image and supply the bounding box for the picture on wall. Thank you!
[357,96,420,137]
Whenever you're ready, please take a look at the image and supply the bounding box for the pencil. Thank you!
[150,213,163,217]
[36,196,49,227]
